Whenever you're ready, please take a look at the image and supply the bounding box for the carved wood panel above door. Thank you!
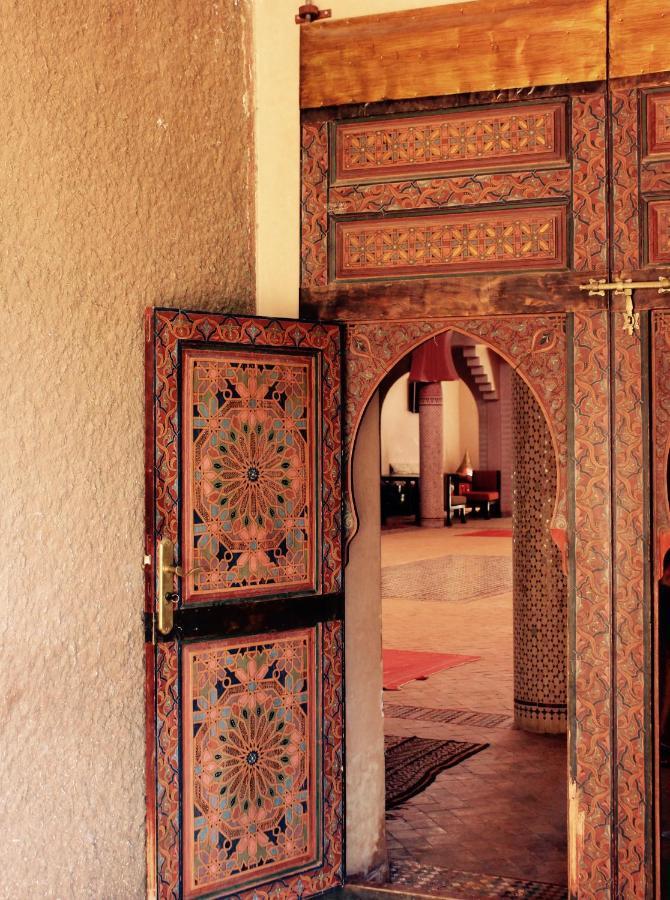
[332,103,568,184]
[333,205,568,280]
[301,86,607,304]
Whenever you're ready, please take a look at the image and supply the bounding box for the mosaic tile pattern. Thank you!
[512,373,567,728]
[388,861,567,899]
[384,703,513,729]
[382,554,512,603]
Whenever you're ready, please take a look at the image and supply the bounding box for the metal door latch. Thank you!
[579,276,670,335]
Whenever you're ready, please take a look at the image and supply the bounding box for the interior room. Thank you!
[372,332,568,894]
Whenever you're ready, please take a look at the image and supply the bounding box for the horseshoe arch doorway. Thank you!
[342,314,574,887]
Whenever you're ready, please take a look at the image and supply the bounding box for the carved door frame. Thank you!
[340,310,627,896]
[297,72,670,896]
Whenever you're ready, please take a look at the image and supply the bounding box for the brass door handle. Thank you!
[156,539,202,636]
[157,538,177,636]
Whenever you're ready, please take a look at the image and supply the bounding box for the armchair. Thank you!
[467,469,502,518]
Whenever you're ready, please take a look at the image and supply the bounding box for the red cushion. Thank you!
[468,491,499,502]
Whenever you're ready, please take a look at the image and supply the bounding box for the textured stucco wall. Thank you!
[0,2,254,896]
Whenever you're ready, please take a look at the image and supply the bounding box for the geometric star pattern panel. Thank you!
[334,206,567,280]
[182,629,320,898]
[334,102,567,182]
[182,348,317,602]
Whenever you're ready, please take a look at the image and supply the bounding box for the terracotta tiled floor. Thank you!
[381,520,568,892]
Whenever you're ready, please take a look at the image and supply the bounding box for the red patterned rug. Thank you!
[463,529,513,538]
[383,648,480,691]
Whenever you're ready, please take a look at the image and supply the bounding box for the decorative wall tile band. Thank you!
[513,699,568,718]
[334,103,567,183]
[334,206,568,280]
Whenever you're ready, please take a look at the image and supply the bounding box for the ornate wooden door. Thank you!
[144,309,344,899]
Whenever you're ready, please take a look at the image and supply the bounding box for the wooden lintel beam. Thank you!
[300,0,606,109]
[299,273,609,321]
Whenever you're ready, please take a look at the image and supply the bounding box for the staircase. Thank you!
[461,345,498,401]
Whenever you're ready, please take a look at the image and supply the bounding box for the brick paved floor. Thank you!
[381,520,567,889]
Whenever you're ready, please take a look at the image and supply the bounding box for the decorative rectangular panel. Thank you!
[644,91,670,159]
[182,629,321,898]
[646,199,670,265]
[333,103,567,184]
[334,205,568,280]
[182,346,318,603]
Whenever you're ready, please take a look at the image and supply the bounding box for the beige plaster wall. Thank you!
[345,394,387,878]
[0,2,254,896]
[380,374,479,475]
[459,380,480,470]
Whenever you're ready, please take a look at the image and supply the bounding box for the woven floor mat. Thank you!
[385,702,513,728]
[382,554,512,603]
[385,735,488,810]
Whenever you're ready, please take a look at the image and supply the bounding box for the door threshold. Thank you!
[331,884,462,900]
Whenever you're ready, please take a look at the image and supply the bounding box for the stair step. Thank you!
[461,347,479,357]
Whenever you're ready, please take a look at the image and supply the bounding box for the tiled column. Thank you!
[512,373,567,734]
[418,381,444,528]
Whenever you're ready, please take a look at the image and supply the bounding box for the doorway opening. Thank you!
[359,330,568,896]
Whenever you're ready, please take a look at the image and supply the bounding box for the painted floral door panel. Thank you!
[146,309,344,899]
[181,345,320,603]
